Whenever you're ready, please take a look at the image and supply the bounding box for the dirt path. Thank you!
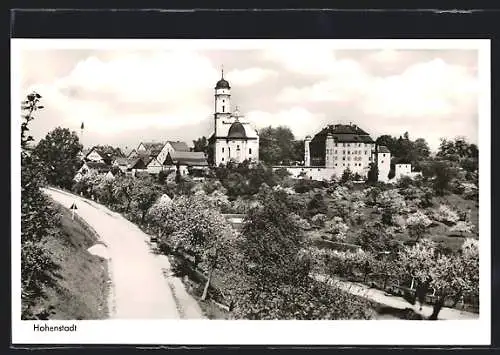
[314,274,478,320]
[44,188,203,319]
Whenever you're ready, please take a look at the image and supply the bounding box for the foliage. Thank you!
[432,204,460,226]
[21,92,60,319]
[341,167,353,183]
[398,238,479,319]
[306,192,328,218]
[33,127,83,189]
[258,126,303,165]
[367,162,379,183]
[449,221,475,236]
[406,210,433,242]
[375,132,430,167]
[215,162,278,198]
[356,221,402,254]
[227,191,374,319]
[131,177,161,224]
[324,217,349,242]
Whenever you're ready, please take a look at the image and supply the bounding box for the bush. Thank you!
[306,192,328,218]
[432,205,460,226]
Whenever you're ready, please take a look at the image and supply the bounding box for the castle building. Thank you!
[304,123,391,180]
[208,69,259,166]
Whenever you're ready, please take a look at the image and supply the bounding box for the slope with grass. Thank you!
[32,201,109,320]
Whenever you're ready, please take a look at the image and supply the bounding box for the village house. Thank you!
[74,161,116,182]
[163,151,209,177]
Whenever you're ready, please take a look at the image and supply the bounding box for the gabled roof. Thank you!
[139,142,165,155]
[84,161,112,173]
[165,151,208,166]
[113,157,130,165]
[167,141,190,152]
[377,145,391,154]
[129,157,147,170]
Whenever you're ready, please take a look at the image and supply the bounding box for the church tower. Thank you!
[214,67,232,138]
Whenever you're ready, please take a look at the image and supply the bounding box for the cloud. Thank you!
[227,67,278,86]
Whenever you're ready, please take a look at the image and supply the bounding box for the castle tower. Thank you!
[304,135,311,166]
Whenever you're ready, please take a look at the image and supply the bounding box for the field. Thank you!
[32,201,109,320]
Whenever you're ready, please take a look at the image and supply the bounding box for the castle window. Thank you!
[335,143,338,147]
[249,148,252,154]
[365,151,367,155]
[223,99,225,103]
[335,150,337,154]
[343,150,346,155]
[383,154,386,157]
[222,147,224,153]
[222,106,225,112]
[359,143,361,147]
[222,157,224,161]
[381,160,384,164]
[343,143,346,147]
[335,163,337,166]
[237,145,240,151]
[343,157,345,161]
[348,157,351,161]
[343,163,345,166]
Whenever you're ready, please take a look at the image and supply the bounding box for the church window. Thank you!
[249,148,252,154]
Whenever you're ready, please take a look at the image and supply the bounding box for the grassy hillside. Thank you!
[32,201,109,320]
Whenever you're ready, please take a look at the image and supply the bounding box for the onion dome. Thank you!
[228,121,247,138]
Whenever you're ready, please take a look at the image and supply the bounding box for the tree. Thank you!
[230,191,374,319]
[150,194,235,300]
[450,221,475,237]
[306,192,328,218]
[258,126,297,165]
[193,136,208,153]
[398,239,436,308]
[113,176,136,212]
[20,92,59,319]
[131,178,161,224]
[324,217,349,242]
[428,239,478,319]
[413,138,431,161]
[341,167,353,183]
[406,210,432,242]
[33,127,83,189]
[367,162,379,183]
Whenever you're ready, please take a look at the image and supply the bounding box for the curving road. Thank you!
[44,187,186,319]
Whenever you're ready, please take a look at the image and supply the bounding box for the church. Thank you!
[208,70,260,166]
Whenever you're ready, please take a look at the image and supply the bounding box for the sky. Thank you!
[18,42,480,153]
